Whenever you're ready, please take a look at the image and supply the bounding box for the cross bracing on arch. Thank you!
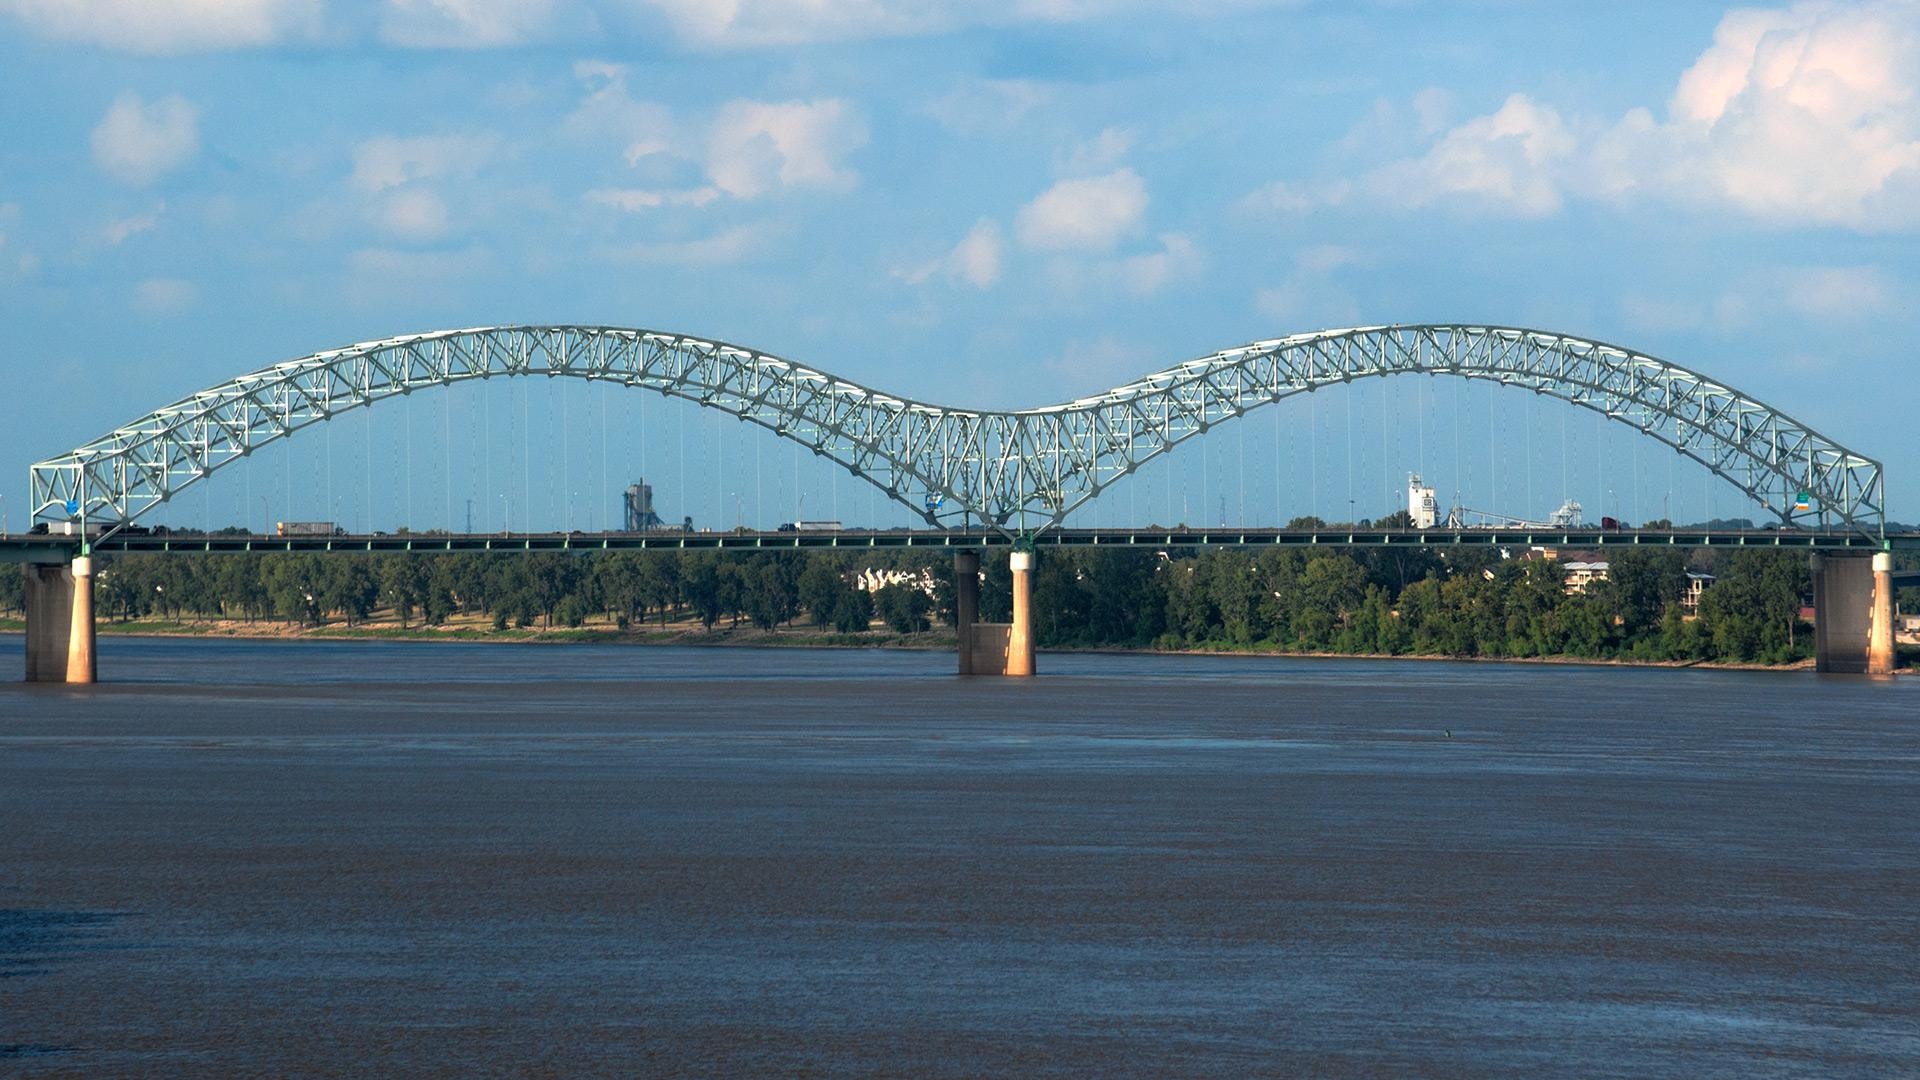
[29,323,1886,539]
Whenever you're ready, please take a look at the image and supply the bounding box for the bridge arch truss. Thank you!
[30,324,1886,538]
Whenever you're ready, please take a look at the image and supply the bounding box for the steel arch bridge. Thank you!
[30,323,1887,539]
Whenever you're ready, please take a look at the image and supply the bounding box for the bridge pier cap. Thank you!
[26,323,1887,543]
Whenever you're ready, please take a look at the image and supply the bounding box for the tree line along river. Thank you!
[7,539,1914,666]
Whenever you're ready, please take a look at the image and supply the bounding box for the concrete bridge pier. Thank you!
[1810,552,1896,675]
[24,556,96,684]
[1007,551,1036,676]
[955,550,979,675]
[953,548,1036,677]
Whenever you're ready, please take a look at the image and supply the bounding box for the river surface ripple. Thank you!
[1,636,1916,1076]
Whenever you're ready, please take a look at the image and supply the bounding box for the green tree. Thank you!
[832,587,873,633]
[874,582,932,633]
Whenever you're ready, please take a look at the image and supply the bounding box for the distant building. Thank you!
[856,567,935,595]
[1408,473,1439,529]
[1563,559,1609,594]
[1683,570,1715,611]
[623,479,665,532]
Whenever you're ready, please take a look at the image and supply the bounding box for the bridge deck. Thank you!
[1,527,1908,562]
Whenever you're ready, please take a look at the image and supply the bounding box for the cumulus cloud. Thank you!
[633,1,1292,50]
[925,78,1053,133]
[1043,335,1158,390]
[132,277,196,314]
[899,218,1003,289]
[379,0,556,48]
[1239,180,1318,215]
[585,186,723,211]
[1590,0,1920,228]
[566,61,676,164]
[568,66,864,203]
[345,245,492,305]
[1280,2,1920,231]
[350,133,501,192]
[0,0,323,52]
[1057,127,1134,175]
[1623,263,1897,334]
[1779,265,1894,318]
[0,201,37,279]
[347,133,500,241]
[103,203,163,244]
[376,188,450,240]
[1255,245,1364,326]
[1015,168,1148,252]
[91,93,200,186]
[706,99,867,198]
[633,0,1030,49]
[1366,93,1574,217]
[610,224,770,265]
[1114,232,1201,296]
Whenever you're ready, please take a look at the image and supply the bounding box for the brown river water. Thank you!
[1,636,1916,1076]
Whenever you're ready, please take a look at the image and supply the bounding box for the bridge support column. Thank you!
[1007,550,1036,677]
[1811,552,1890,675]
[1869,552,1896,676]
[24,556,95,684]
[955,550,979,675]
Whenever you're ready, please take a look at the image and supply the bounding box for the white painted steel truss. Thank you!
[29,324,1887,537]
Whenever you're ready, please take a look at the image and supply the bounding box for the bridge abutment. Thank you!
[1810,552,1896,675]
[24,556,95,684]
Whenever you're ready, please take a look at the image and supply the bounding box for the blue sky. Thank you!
[1,0,1915,533]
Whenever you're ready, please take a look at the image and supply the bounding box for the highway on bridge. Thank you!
[1,526,1911,563]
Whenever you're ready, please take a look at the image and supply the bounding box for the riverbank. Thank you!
[6,614,1907,672]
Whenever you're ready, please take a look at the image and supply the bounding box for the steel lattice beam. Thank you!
[29,324,1888,539]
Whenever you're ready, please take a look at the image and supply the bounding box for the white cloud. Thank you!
[132,277,196,314]
[586,186,723,211]
[91,93,200,186]
[1281,2,1920,230]
[1780,265,1893,318]
[1057,127,1134,175]
[379,0,556,48]
[350,133,501,192]
[568,68,863,204]
[926,78,1053,133]
[1015,168,1148,252]
[948,218,1003,288]
[1043,335,1157,390]
[1,0,323,53]
[633,1,1283,50]
[900,218,1003,289]
[611,224,769,265]
[1366,93,1575,217]
[1115,232,1201,295]
[345,245,492,305]
[347,133,500,241]
[1621,264,1896,334]
[706,99,867,198]
[376,188,450,240]
[634,0,991,49]
[1239,180,1318,215]
[566,61,677,165]
[0,202,35,279]
[103,203,163,244]
[1590,0,1920,229]
[1255,245,1364,326]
